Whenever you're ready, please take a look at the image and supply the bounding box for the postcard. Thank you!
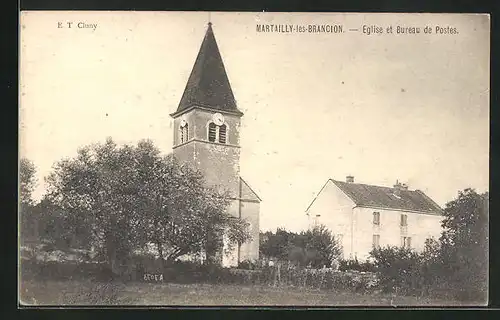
[19,11,489,307]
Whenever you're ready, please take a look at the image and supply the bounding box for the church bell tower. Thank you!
[170,22,243,197]
[170,22,260,266]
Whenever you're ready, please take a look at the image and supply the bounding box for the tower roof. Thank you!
[173,23,243,117]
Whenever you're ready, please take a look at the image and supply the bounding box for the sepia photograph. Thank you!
[19,11,489,307]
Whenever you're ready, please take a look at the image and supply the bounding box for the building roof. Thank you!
[173,23,243,117]
[240,177,262,202]
[330,179,443,215]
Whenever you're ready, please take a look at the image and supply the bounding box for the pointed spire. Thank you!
[173,22,242,116]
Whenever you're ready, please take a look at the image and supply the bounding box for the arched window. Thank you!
[219,124,227,144]
[180,123,189,144]
[207,122,228,143]
[208,123,217,142]
[184,124,189,142]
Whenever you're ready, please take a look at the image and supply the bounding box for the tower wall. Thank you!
[173,108,241,198]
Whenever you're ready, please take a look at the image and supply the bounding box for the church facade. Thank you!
[170,23,260,267]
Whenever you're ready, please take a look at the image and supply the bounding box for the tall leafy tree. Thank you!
[260,225,341,268]
[439,188,488,301]
[20,158,37,207]
[19,158,38,242]
[45,138,251,272]
[259,228,294,261]
[291,225,341,268]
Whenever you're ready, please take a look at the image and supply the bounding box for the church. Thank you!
[169,22,261,267]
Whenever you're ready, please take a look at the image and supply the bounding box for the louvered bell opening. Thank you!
[184,125,189,141]
[180,127,185,143]
[208,123,217,142]
[219,124,227,144]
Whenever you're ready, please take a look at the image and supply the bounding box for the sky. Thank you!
[20,12,490,232]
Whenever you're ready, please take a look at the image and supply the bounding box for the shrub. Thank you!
[338,258,376,272]
[237,259,259,270]
[61,281,137,305]
[370,246,425,296]
[20,259,110,281]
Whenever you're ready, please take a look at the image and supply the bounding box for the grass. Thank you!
[19,279,467,306]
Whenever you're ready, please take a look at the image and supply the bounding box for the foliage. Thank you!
[43,137,251,274]
[20,158,37,207]
[260,225,341,268]
[368,188,488,302]
[19,158,38,242]
[292,225,342,268]
[370,246,423,295]
[61,282,137,305]
[259,228,294,261]
[338,258,376,272]
[438,189,488,301]
[237,259,259,270]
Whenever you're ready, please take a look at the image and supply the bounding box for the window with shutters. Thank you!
[400,214,408,226]
[373,234,380,249]
[219,124,227,144]
[208,122,217,142]
[401,236,412,249]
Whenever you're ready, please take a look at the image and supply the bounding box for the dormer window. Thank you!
[207,122,227,144]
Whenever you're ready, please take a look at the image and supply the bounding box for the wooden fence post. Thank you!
[320,271,325,290]
[277,262,281,286]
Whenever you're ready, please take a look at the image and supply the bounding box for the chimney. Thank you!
[393,180,409,196]
[393,180,401,189]
[346,175,354,183]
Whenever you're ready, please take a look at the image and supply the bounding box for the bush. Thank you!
[237,259,259,270]
[61,281,137,305]
[338,258,376,272]
[20,259,112,281]
[370,246,423,295]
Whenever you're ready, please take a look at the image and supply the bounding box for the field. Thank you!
[19,280,465,307]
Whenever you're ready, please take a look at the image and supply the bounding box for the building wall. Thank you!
[305,180,355,259]
[305,180,443,261]
[239,200,260,262]
[352,207,443,261]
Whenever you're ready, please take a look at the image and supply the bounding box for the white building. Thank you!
[305,176,443,261]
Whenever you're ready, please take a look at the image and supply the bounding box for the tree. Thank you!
[438,188,488,301]
[367,189,488,300]
[34,196,92,250]
[259,225,341,268]
[291,225,341,268]
[20,158,37,206]
[45,138,251,272]
[259,228,295,261]
[19,158,38,242]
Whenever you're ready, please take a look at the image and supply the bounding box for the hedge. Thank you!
[20,257,379,293]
